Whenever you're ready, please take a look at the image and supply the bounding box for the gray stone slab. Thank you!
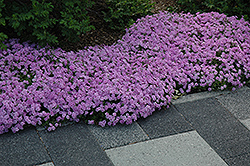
[225,153,250,166]
[38,123,114,166]
[240,118,250,130]
[106,131,227,166]
[175,98,250,159]
[171,89,231,104]
[87,122,149,150]
[212,137,250,161]
[194,119,250,143]
[216,86,250,120]
[36,162,55,166]
[137,106,193,139]
[0,127,50,166]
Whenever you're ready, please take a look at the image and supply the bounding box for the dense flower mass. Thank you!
[1,11,250,134]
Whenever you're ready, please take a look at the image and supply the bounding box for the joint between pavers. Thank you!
[172,104,195,130]
[35,129,55,166]
[214,97,250,129]
[135,121,152,140]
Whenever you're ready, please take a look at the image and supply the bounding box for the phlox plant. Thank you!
[0,11,250,134]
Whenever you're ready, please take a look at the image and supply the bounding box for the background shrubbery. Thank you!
[0,0,7,50]
[175,0,250,21]
[0,0,154,49]
[102,0,154,30]
[2,0,249,50]
[0,0,95,48]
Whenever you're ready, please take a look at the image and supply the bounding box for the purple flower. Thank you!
[99,120,106,127]
[88,120,95,125]
[1,11,250,134]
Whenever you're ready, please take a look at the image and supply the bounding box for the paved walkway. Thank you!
[1,86,250,166]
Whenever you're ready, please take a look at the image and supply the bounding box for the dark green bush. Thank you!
[0,0,7,50]
[1,0,94,48]
[102,0,154,30]
[176,0,250,21]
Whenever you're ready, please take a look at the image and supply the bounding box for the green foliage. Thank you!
[1,0,94,48]
[59,1,94,40]
[175,0,250,21]
[0,0,7,50]
[1,0,156,48]
[103,0,155,30]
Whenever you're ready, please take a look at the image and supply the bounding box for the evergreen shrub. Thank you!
[0,0,94,48]
[102,0,154,30]
[176,0,250,22]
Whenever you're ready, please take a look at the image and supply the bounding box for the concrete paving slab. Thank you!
[106,131,227,166]
[87,122,149,150]
[38,123,114,166]
[172,90,231,105]
[36,162,55,166]
[216,86,250,120]
[240,118,250,130]
[0,127,50,166]
[194,119,250,143]
[137,106,193,139]
[174,97,238,129]
[212,137,250,160]
[175,98,250,160]
[225,152,250,166]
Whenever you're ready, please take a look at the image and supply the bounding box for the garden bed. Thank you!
[1,11,250,134]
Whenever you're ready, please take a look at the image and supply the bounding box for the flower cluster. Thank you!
[1,11,250,134]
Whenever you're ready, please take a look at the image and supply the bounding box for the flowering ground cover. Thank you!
[1,11,250,134]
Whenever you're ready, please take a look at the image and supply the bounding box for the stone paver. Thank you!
[225,153,250,166]
[38,123,114,166]
[106,131,227,166]
[137,106,193,139]
[36,162,55,166]
[0,127,50,166]
[175,97,250,161]
[216,86,250,120]
[88,122,149,150]
[240,118,250,130]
